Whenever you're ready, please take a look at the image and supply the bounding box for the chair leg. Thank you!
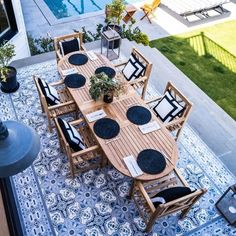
[141,83,148,100]
[146,14,152,24]
[180,207,191,219]
[69,160,75,178]
[40,101,45,113]
[75,109,78,119]
[101,154,107,168]
[145,215,156,233]
[140,11,149,21]
[175,127,183,141]
[58,137,64,152]
[128,180,135,199]
[48,117,53,133]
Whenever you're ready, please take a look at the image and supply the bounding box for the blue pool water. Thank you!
[44,0,140,19]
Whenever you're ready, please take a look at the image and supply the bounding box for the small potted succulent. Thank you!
[89,72,125,103]
[104,0,125,49]
[0,42,18,93]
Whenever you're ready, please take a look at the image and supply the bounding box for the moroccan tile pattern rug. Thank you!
[0,60,235,236]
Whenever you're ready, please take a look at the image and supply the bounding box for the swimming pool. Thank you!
[43,0,140,19]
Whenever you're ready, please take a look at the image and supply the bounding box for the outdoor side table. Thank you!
[101,29,121,61]
[123,5,137,23]
[215,184,236,225]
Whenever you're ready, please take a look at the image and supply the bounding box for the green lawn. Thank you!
[150,20,236,120]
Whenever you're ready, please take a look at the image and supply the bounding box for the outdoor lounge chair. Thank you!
[115,48,152,99]
[145,81,192,140]
[140,0,161,23]
[161,0,230,20]
[33,75,77,132]
[54,32,86,63]
[54,117,104,178]
[129,168,207,232]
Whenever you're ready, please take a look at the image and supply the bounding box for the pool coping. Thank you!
[33,0,106,25]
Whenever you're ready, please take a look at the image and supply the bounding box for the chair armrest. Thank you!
[128,76,147,85]
[48,100,75,110]
[145,96,163,105]
[81,44,86,51]
[164,117,185,128]
[114,61,128,68]
[71,145,100,157]
[69,118,84,126]
[137,181,156,212]
[49,80,64,86]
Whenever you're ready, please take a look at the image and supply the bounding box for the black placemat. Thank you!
[126,106,152,125]
[137,149,166,174]
[68,53,88,66]
[93,118,120,139]
[64,74,86,88]
[95,66,116,78]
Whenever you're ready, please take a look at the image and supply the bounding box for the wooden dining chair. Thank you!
[140,0,161,23]
[129,168,207,232]
[33,75,77,132]
[54,32,86,63]
[115,48,152,99]
[146,81,193,140]
[54,117,104,178]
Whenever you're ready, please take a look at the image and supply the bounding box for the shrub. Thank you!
[27,34,54,56]
[121,20,149,46]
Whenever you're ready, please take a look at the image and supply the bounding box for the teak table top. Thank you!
[79,94,178,181]
[58,51,178,181]
[58,51,119,105]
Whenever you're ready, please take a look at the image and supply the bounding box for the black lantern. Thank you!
[215,184,236,226]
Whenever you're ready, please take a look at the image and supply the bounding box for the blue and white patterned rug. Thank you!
[1,60,235,236]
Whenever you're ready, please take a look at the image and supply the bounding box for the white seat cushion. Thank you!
[59,38,81,56]
[58,118,86,152]
[122,53,146,81]
[38,78,60,106]
[153,90,185,122]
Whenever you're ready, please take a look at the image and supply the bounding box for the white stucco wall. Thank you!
[9,0,30,60]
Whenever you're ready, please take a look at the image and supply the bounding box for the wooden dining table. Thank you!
[58,51,178,181]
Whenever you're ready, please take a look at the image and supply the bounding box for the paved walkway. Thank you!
[21,0,236,40]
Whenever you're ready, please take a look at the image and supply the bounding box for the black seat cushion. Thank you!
[59,38,80,56]
[153,90,185,123]
[122,53,146,81]
[58,118,86,152]
[38,78,60,106]
[151,186,192,207]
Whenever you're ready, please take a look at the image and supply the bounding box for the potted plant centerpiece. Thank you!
[0,42,18,93]
[104,0,125,49]
[89,72,124,103]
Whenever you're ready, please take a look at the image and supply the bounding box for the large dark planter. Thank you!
[0,66,19,93]
[102,24,122,49]
[103,93,114,103]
